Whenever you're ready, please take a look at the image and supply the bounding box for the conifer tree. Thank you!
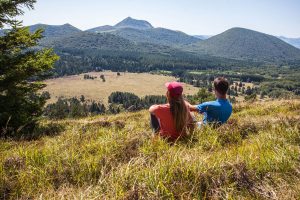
[0,0,59,135]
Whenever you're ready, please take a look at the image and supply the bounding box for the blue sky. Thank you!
[18,0,300,37]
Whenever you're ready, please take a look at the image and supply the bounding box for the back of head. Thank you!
[214,77,229,96]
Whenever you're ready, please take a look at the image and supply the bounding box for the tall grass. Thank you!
[0,100,299,199]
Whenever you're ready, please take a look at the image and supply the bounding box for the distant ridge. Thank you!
[2,18,300,65]
[86,17,201,47]
[29,23,82,38]
[86,25,115,33]
[194,35,213,40]
[189,27,300,62]
[278,36,300,49]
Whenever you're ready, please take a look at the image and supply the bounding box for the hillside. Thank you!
[112,27,201,47]
[189,27,300,63]
[41,29,244,77]
[0,100,299,199]
[43,31,137,51]
[42,31,199,57]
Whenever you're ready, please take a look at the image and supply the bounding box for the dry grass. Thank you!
[43,71,199,104]
[0,100,299,199]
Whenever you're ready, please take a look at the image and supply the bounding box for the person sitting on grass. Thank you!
[149,82,195,141]
[189,77,232,127]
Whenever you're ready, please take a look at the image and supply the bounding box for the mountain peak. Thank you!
[115,17,153,30]
[62,23,73,27]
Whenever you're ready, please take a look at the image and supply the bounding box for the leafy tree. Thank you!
[100,74,105,82]
[207,83,213,92]
[229,96,237,103]
[242,87,245,94]
[108,91,140,109]
[80,95,85,103]
[0,0,59,135]
[244,93,257,102]
[245,86,253,95]
[44,97,106,119]
[69,97,86,118]
[108,103,122,114]
[187,88,215,104]
[44,98,69,119]
[239,82,243,87]
[260,91,267,99]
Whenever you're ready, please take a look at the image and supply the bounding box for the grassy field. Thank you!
[0,100,299,199]
[43,71,199,104]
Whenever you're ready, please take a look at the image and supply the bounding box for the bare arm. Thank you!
[189,105,199,112]
[149,105,156,114]
[185,101,199,112]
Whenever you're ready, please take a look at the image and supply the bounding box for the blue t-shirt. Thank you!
[197,99,232,124]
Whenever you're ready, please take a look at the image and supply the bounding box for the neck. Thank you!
[217,95,226,99]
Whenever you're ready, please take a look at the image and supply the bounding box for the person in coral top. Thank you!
[149,82,195,141]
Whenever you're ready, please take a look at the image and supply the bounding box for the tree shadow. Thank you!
[28,122,65,140]
[0,122,65,141]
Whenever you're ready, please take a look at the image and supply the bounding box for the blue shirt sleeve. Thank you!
[197,102,210,113]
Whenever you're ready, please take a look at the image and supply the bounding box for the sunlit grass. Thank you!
[0,100,299,199]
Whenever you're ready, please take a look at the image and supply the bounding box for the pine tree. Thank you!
[0,0,59,135]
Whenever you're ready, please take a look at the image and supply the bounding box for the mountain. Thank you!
[3,19,300,65]
[87,17,201,47]
[41,31,224,76]
[194,35,213,40]
[0,23,82,38]
[189,27,300,63]
[29,23,82,38]
[44,31,185,55]
[114,17,153,29]
[86,25,115,33]
[46,32,135,50]
[278,36,300,49]
[112,27,201,47]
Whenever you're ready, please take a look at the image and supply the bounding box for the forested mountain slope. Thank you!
[189,27,300,63]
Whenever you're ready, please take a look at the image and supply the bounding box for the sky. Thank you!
[17,0,300,38]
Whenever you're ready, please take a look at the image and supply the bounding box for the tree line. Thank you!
[44,92,167,119]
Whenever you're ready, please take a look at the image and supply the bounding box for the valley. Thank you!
[43,71,199,104]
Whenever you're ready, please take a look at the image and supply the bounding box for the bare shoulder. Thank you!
[149,104,169,113]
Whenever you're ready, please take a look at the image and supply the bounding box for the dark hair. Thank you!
[214,77,229,95]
